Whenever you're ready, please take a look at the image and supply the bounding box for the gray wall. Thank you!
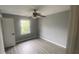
[0,18,5,53]
[39,11,70,48]
[14,17,39,42]
[2,14,39,42]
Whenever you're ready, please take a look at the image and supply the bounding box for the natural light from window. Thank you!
[20,20,30,35]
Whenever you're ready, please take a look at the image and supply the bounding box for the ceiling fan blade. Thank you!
[37,13,46,17]
[34,5,43,11]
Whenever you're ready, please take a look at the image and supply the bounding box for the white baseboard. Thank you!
[40,36,66,48]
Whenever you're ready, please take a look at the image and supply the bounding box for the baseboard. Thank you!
[40,36,66,48]
[16,37,38,43]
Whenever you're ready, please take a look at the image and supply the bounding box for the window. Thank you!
[20,20,30,35]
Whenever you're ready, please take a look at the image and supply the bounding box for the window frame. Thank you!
[20,19,31,35]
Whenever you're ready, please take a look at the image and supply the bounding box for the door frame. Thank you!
[66,5,79,53]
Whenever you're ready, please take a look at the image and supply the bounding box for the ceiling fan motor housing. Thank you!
[33,12,38,17]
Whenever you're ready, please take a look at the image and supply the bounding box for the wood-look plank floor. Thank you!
[5,39,66,54]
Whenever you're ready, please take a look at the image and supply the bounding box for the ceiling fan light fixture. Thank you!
[32,15,40,19]
[32,16,37,19]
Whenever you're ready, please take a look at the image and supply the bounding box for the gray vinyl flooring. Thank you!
[5,39,66,54]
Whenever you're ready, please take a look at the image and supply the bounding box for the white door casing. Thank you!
[0,18,5,53]
[66,6,79,53]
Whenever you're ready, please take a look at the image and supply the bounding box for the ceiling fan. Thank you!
[32,9,46,19]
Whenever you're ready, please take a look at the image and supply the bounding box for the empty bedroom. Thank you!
[0,5,71,54]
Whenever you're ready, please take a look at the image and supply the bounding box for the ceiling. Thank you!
[0,5,70,17]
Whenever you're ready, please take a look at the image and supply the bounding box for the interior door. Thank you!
[2,18,15,48]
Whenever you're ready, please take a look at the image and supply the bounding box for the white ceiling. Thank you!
[0,5,70,17]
